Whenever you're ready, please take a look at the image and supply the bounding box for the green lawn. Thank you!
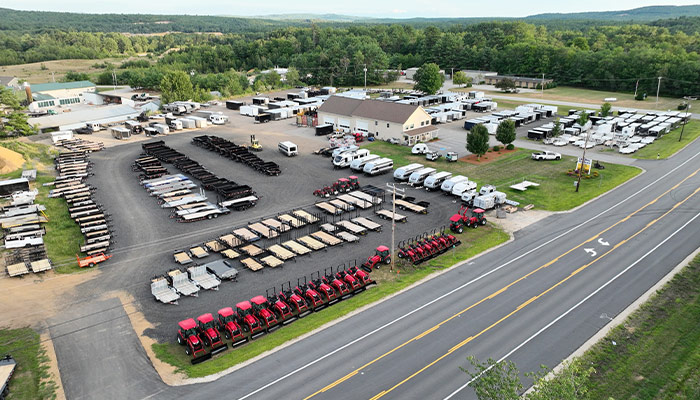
[0,328,57,400]
[0,140,85,273]
[634,121,700,159]
[364,142,641,211]
[153,226,509,378]
[545,255,700,399]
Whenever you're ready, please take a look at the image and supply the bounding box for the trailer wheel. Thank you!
[89,263,95,268]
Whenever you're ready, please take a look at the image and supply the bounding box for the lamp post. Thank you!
[386,183,405,272]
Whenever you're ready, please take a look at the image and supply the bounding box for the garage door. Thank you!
[338,119,351,132]
[356,120,369,132]
[324,117,335,125]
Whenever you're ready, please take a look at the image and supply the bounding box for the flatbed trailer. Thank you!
[338,194,372,209]
[375,209,408,222]
[262,218,290,233]
[315,202,342,215]
[6,262,29,277]
[0,356,17,396]
[329,199,354,212]
[151,276,180,304]
[205,240,225,252]
[336,220,367,235]
[267,245,296,260]
[293,210,320,224]
[248,222,278,239]
[167,269,200,297]
[30,259,52,273]
[349,190,382,205]
[178,207,228,222]
[221,249,240,259]
[297,235,326,250]
[187,266,221,290]
[282,240,312,256]
[279,214,305,228]
[260,255,284,268]
[161,195,207,208]
[335,231,359,243]
[320,223,339,233]
[80,240,109,253]
[218,195,258,211]
[240,244,264,257]
[189,246,209,258]
[241,257,264,272]
[393,199,428,214]
[219,234,244,248]
[233,228,260,242]
[311,231,342,246]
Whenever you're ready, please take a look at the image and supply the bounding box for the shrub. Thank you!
[506,144,515,150]
[493,145,500,151]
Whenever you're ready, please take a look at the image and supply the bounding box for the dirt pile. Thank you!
[0,146,25,173]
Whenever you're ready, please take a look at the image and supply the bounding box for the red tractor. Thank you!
[322,268,352,299]
[294,278,327,311]
[235,301,264,338]
[279,281,311,317]
[216,307,247,346]
[348,175,360,190]
[176,318,209,363]
[397,241,424,264]
[250,295,279,332]
[310,272,339,304]
[266,288,295,324]
[335,267,362,293]
[196,313,228,355]
[449,205,471,233]
[466,208,487,228]
[334,178,352,193]
[361,246,392,272]
[313,185,335,198]
[348,266,374,287]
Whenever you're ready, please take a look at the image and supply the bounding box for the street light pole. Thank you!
[363,64,367,91]
[386,183,404,272]
[679,104,690,142]
[655,76,662,107]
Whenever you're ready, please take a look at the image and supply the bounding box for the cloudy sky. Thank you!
[2,0,699,18]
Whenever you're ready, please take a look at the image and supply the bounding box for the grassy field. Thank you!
[543,254,700,399]
[366,81,415,90]
[0,58,127,84]
[478,86,699,112]
[633,121,700,159]
[0,140,85,273]
[364,142,641,211]
[153,226,509,378]
[0,328,57,400]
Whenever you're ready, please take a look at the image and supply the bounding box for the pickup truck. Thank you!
[531,151,561,161]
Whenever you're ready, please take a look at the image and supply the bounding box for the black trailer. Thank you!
[255,113,272,124]
[226,100,244,110]
[315,123,334,136]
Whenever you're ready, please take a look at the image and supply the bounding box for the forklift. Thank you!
[249,135,262,152]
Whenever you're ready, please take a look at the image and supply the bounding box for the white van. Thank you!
[278,141,298,157]
[451,180,478,196]
[393,163,423,181]
[332,149,369,168]
[332,145,359,158]
[411,143,429,154]
[441,175,468,193]
[209,114,227,125]
[408,167,436,186]
[363,158,394,176]
[424,171,453,191]
[153,123,170,135]
[350,154,380,171]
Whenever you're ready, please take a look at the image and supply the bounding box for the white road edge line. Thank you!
[236,152,699,400]
[443,210,700,400]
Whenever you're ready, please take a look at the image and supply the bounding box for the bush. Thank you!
[635,92,647,101]
[493,145,500,151]
[678,102,689,110]
[506,144,515,150]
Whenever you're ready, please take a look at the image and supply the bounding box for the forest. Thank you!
[1,12,699,97]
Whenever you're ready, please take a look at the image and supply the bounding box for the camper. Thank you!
[393,163,423,181]
[209,114,227,125]
[451,180,478,197]
[332,145,359,158]
[278,141,298,157]
[110,126,131,140]
[408,167,436,186]
[179,118,196,129]
[164,104,187,115]
[363,158,394,176]
[424,171,453,191]
[350,154,380,171]
[441,175,468,193]
[125,120,142,134]
[168,119,183,131]
[411,143,429,154]
[188,116,208,128]
[86,122,102,132]
[333,149,370,169]
[153,124,170,135]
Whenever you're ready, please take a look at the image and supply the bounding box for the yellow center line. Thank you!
[369,186,700,399]
[301,168,699,400]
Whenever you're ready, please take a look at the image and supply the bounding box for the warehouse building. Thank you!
[27,81,96,113]
[484,75,553,89]
[317,96,438,145]
[28,104,141,132]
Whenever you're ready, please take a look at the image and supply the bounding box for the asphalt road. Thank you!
[153,130,698,399]
[45,105,698,399]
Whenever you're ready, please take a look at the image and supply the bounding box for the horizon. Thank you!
[1,1,699,19]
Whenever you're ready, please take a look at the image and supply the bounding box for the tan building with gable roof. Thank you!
[317,96,438,145]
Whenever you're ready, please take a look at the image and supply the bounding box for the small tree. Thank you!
[453,71,472,87]
[413,63,444,95]
[600,102,612,117]
[525,359,595,400]
[264,70,281,89]
[159,70,194,104]
[551,118,562,137]
[495,119,516,147]
[467,124,490,160]
[286,67,301,86]
[495,78,517,93]
[461,356,523,400]
[577,112,589,127]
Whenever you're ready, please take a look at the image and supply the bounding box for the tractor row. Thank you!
[449,206,487,233]
[396,231,462,264]
[313,176,360,197]
[176,266,375,364]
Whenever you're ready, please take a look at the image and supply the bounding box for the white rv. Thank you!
[441,175,468,193]
[424,171,453,191]
[350,154,380,171]
[408,167,436,186]
[393,163,423,181]
[363,158,394,176]
[333,149,370,168]
[451,180,478,196]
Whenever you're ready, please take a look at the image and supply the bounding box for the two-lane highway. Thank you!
[150,141,700,400]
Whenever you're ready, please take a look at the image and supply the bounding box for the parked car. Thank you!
[531,151,562,161]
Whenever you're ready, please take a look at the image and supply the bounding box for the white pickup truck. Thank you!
[531,151,561,161]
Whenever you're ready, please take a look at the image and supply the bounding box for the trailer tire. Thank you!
[89,263,95,268]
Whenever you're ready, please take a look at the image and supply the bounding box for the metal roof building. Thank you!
[28,104,142,132]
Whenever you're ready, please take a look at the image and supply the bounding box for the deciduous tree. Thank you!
[413,62,444,95]
[467,124,490,160]
[496,119,516,146]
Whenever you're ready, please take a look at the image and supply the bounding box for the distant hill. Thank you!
[526,5,700,21]
[252,13,369,22]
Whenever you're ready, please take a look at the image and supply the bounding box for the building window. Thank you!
[375,121,378,126]
[387,123,390,128]
[410,124,414,129]
[420,121,424,126]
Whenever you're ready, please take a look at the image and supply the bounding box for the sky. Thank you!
[1,0,698,18]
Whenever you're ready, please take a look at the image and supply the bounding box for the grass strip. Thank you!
[0,327,57,400]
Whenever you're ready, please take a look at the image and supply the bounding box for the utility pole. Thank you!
[541,73,545,97]
[679,104,691,142]
[112,71,117,90]
[386,183,405,272]
[363,64,367,92]
[576,131,590,193]
[656,76,662,107]
[634,79,639,98]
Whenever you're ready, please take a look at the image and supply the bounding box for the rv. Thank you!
[424,171,453,191]
[164,104,187,115]
[408,167,436,186]
[411,143,429,154]
[110,126,131,140]
[153,124,170,135]
[363,158,394,176]
[125,120,142,134]
[393,163,423,181]
[209,114,227,125]
[168,119,183,131]
[86,122,102,132]
[451,180,478,197]
[333,149,370,169]
[332,145,359,158]
[441,175,468,193]
[278,141,298,157]
[350,154,380,171]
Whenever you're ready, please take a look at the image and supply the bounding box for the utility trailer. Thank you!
[218,195,258,211]
[177,207,229,223]
[336,220,367,235]
[315,202,342,215]
[248,223,278,239]
[260,255,284,268]
[241,258,264,272]
[267,245,296,261]
[167,269,200,297]
[187,266,220,290]
[240,244,264,257]
[351,217,382,232]
[262,218,290,233]
[151,276,180,304]
[233,228,260,242]
[349,190,382,205]
[278,214,305,228]
[293,210,319,224]
[282,240,312,256]
[204,259,239,281]
[297,235,326,250]
[0,355,17,398]
[311,231,342,246]
[375,209,408,223]
[393,199,428,214]
[337,194,372,209]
